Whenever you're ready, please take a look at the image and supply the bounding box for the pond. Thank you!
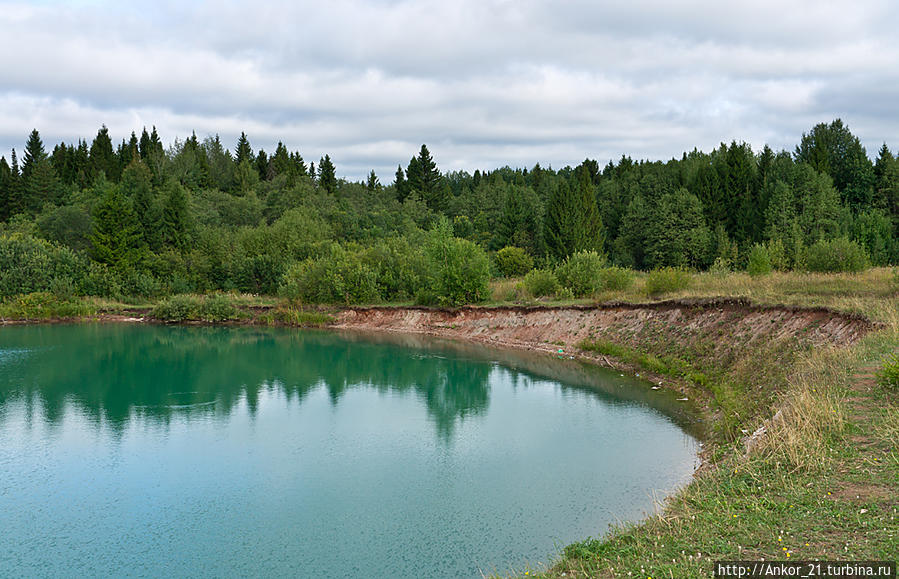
[0,324,699,578]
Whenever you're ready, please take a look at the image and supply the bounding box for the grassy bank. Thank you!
[504,269,899,577]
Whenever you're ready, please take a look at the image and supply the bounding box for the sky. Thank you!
[1,0,898,181]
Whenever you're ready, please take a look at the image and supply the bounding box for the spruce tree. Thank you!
[90,187,145,269]
[394,165,409,201]
[89,125,118,182]
[573,165,604,253]
[161,181,190,251]
[22,129,47,180]
[544,179,580,260]
[120,158,162,250]
[318,155,337,194]
[366,170,380,191]
[235,132,253,166]
[0,157,11,222]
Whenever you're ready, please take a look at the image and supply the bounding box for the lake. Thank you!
[0,324,698,578]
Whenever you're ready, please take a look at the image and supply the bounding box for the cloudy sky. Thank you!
[1,0,898,180]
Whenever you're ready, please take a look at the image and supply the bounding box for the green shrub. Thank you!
[199,293,239,322]
[803,238,869,273]
[556,250,606,297]
[494,246,534,278]
[598,266,634,291]
[523,268,560,297]
[0,292,95,319]
[644,267,692,296]
[419,220,491,306]
[0,234,86,299]
[877,354,899,389]
[152,294,202,321]
[279,246,381,305]
[746,244,772,277]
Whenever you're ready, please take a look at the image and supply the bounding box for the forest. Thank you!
[0,119,897,307]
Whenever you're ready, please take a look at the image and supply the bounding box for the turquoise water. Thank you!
[0,324,698,578]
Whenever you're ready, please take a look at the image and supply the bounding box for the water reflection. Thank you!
[0,324,699,439]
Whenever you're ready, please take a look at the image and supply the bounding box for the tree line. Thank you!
[0,119,896,305]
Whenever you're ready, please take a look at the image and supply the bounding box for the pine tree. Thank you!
[271,142,291,178]
[255,149,269,181]
[139,127,152,159]
[22,129,47,180]
[89,125,118,182]
[394,165,409,201]
[0,156,11,221]
[120,157,162,250]
[418,144,440,195]
[161,181,190,251]
[573,165,604,253]
[90,187,145,269]
[366,170,380,191]
[318,155,336,194]
[544,179,580,260]
[235,132,253,166]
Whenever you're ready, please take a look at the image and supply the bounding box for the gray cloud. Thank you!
[1,0,898,180]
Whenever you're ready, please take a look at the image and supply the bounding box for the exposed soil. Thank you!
[333,298,873,368]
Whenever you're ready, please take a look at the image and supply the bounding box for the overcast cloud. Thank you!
[1,0,898,180]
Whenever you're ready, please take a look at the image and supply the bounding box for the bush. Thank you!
[746,244,772,277]
[523,268,560,297]
[199,293,239,322]
[419,220,490,306]
[598,266,634,291]
[803,238,869,273]
[0,234,86,299]
[644,267,692,296]
[877,354,899,389]
[152,294,203,321]
[556,250,606,297]
[494,246,534,278]
[0,292,95,319]
[279,246,381,305]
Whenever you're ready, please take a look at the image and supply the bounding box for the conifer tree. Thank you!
[90,187,144,269]
[394,165,409,202]
[89,125,118,182]
[161,181,190,251]
[318,155,337,194]
[366,170,380,191]
[235,132,253,166]
[120,158,162,250]
[22,129,47,180]
[544,179,580,260]
[0,156,11,222]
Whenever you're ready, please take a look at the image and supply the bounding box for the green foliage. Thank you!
[279,245,380,305]
[645,188,711,269]
[0,292,95,319]
[523,268,560,297]
[555,250,606,297]
[877,354,899,389]
[265,306,334,327]
[151,293,239,322]
[644,267,692,296]
[494,246,534,278]
[803,237,869,273]
[598,266,635,291]
[746,244,773,276]
[0,234,86,298]
[419,219,490,306]
[152,294,202,321]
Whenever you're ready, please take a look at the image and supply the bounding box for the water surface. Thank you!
[0,324,698,578]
